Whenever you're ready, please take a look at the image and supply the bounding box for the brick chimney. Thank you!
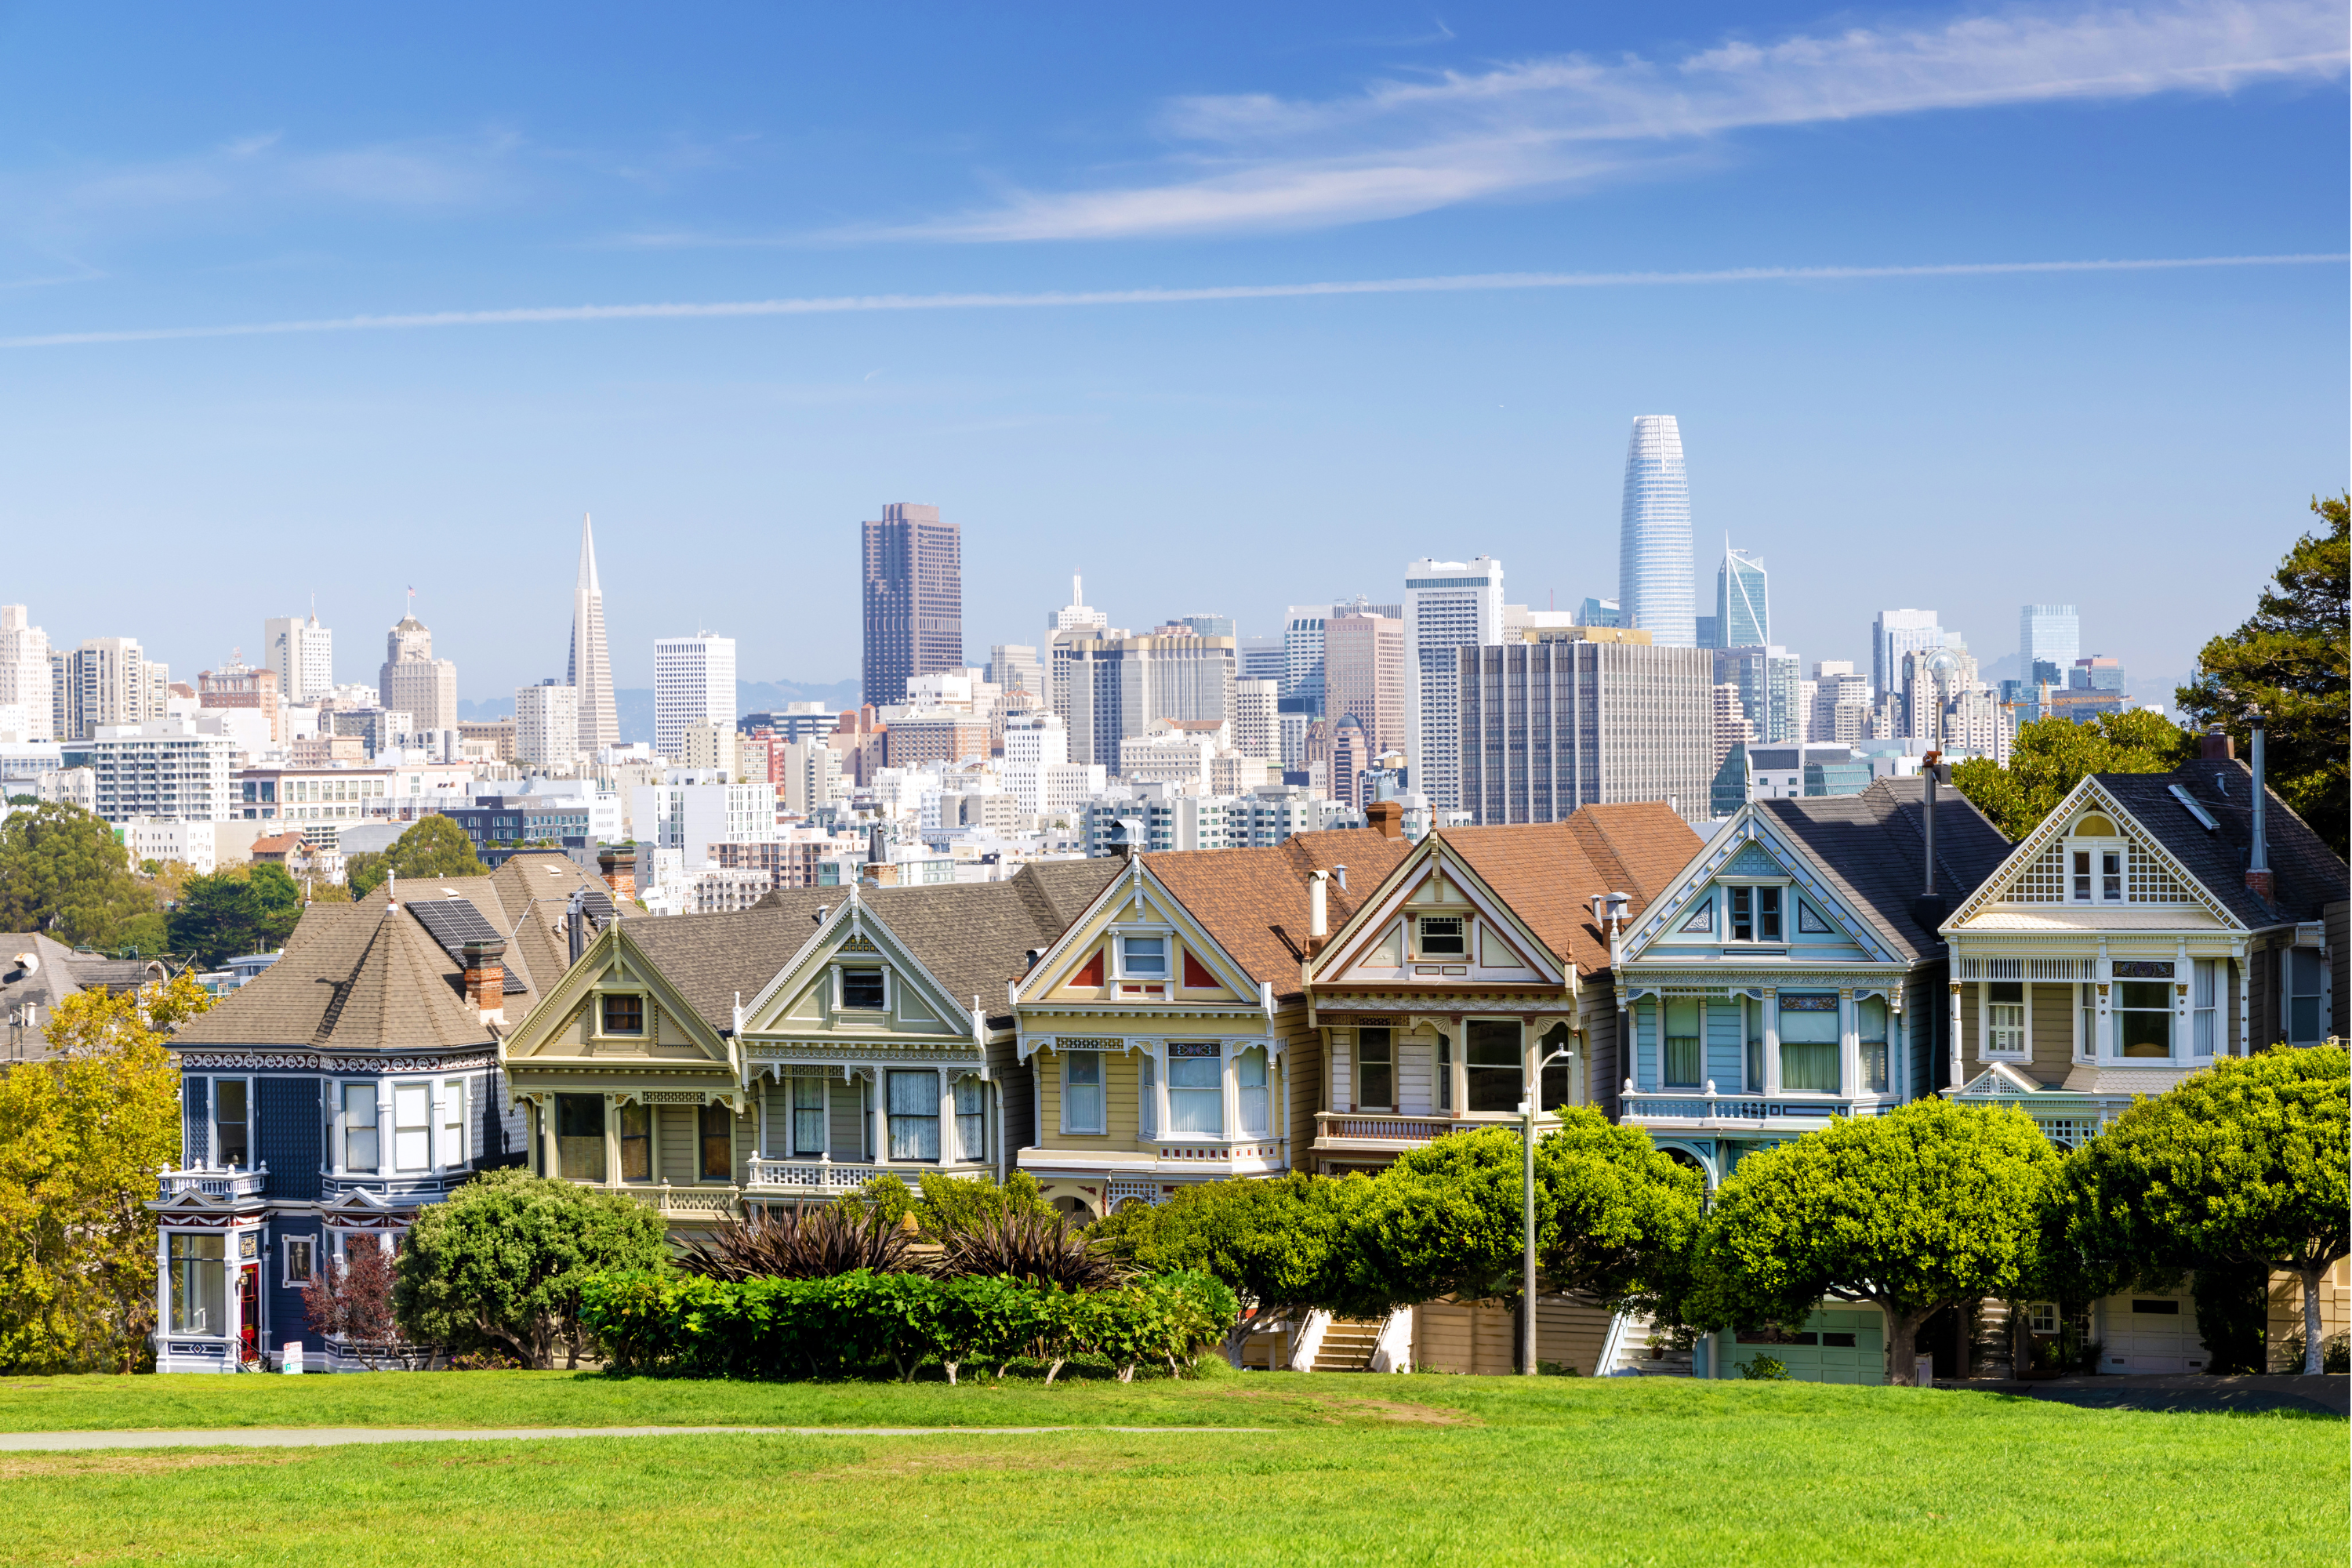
[1366,800,1403,839]
[462,938,506,1025]
[2198,730,2235,761]
[597,848,637,901]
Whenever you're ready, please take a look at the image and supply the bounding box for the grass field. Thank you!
[0,1366,2339,1566]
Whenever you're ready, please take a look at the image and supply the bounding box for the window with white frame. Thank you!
[393,1083,432,1171]
[343,1083,379,1172]
[1858,996,1890,1093]
[2192,960,2218,1057]
[1777,994,1839,1092]
[792,1076,827,1155]
[2067,815,2125,903]
[1743,997,1764,1092]
[618,1101,651,1180]
[838,967,887,1011]
[1416,916,1466,959]
[2113,963,2174,1058]
[1466,1021,1522,1112]
[1986,982,2027,1058]
[2027,1302,2060,1334]
[1728,886,1782,942]
[1663,998,1702,1089]
[1062,1051,1105,1134]
[2288,948,2324,1045]
[1138,1054,1157,1138]
[282,1235,315,1287]
[213,1077,250,1169]
[1119,935,1167,980]
[1436,1032,1453,1112]
[441,1079,466,1167]
[2078,984,2097,1062]
[1236,1047,1270,1136]
[955,1077,984,1161]
[557,1093,607,1181]
[887,1070,940,1161]
[167,1232,226,1334]
[1167,1042,1222,1136]
[1357,1027,1394,1109]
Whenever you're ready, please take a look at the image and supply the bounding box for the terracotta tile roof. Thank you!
[1143,828,1416,1004]
[1434,803,1703,976]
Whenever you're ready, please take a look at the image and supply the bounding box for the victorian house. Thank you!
[499,862,1117,1233]
[1945,742,2347,1376]
[154,852,622,1372]
[1011,826,1413,1221]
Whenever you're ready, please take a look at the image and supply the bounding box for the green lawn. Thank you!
[0,1368,2339,1566]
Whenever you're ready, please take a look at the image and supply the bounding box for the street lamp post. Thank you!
[1519,1044,1577,1377]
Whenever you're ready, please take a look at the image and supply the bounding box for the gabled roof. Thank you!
[2096,762,2346,927]
[1140,829,1415,1004]
[1434,804,1702,976]
[1753,776,2009,961]
[1,935,167,1059]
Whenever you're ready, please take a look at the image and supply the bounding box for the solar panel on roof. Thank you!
[409,898,528,994]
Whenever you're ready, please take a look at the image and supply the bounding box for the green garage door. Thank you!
[1728,1309,1885,1385]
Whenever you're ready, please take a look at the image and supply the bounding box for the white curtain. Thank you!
[887,1070,939,1161]
[1236,1047,1270,1136]
[1167,1051,1222,1136]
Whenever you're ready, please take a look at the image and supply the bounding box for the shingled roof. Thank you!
[174,851,625,1053]
[2,935,170,1061]
[1757,776,2009,961]
[1144,828,1416,1004]
[2098,761,2347,927]
[1436,802,1704,977]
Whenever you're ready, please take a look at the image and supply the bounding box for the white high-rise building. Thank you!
[1232,678,1279,763]
[379,613,457,732]
[1871,609,1945,703]
[51,637,167,742]
[1046,575,1108,634]
[2020,604,2081,685]
[264,610,333,704]
[85,718,238,823]
[779,739,844,816]
[515,680,581,768]
[1619,416,1696,648]
[1283,605,1330,708]
[569,515,620,757]
[654,633,736,760]
[1403,557,1503,811]
[0,606,53,742]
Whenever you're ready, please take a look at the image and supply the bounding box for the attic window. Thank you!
[1417,916,1466,958]
[601,994,644,1035]
[840,968,887,1010]
[2073,813,2118,838]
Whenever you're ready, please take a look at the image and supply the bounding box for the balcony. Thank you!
[320,1172,466,1205]
[1312,1112,1465,1147]
[1621,1090,1896,1132]
[744,1157,884,1196]
[156,1166,269,1201]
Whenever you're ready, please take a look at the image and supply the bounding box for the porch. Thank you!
[1621,1089,1900,1134]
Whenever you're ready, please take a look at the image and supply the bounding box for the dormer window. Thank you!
[1728,886,1781,942]
[2067,813,2124,903]
[601,994,644,1035]
[1417,916,1466,959]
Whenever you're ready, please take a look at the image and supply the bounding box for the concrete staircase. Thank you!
[1312,1317,1385,1372]
[1605,1311,1694,1377]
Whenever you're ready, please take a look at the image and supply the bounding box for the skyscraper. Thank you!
[1403,556,1504,813]
[654,632,737,759]
[1458,631,1715,825]
[264,608,332,704]
[49,637,166,742]
[862,502,963,706]
[379,612,457,732]
[1618,416,1696,647]
[515,679,581,768]
[2020,604,2081,688]
[0,605,53,742]
[569,514,619,757]
[1715,543,1769,649]
[1323,611,1406,761]
[1871,608,1944,702]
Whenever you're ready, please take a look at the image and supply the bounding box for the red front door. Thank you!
[238,1266,260,1363]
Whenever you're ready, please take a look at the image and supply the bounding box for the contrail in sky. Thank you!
[1,253,2339,349]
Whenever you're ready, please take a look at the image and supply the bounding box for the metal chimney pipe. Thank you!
[1922,752,1940,899]
[2248,715,2269,874]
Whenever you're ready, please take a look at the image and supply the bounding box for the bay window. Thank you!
[2115,971,2173,1058]
[1357,1027,1395,1110]
[2193,960,2218,1058]
[557,1094,606,1181]
[1777,994,1840,1093]
[168,1233,226,1334]
[887,1071,941,1161]
[1466,1021,1522,1112]
[1663,999,1702,1089]
[1167,1043,1223,1136]
[1062,1051,1105,1134]
[393,1083,431,1171]
[1859,997,1889,1093]
[1436,1033,1453,1112]
[343,1083,379,1172]
[618,1101,651,1180]
[1987,982,2027,1058]
[1139,1055,1157,1138]
[955,1077,985,1160]
[442,1080,465,1167]
[1236,1047,1270,1137]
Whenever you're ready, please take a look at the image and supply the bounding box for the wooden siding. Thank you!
[829,1078,866,1161]
[1398,1033,1436,1116]
[1412,1296,1612,1377]
[1280,1010,1320,1161]
[2027,982,2073,1075]
[1704,999,1744,1089]
[656,1105,696,1184]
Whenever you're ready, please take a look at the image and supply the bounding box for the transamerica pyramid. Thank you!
[568,513,619,754]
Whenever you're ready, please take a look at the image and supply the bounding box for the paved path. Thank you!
[0,1424,1269,1452]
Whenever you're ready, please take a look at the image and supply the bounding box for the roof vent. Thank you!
[2168,784,2219,833]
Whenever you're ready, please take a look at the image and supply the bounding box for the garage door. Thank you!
[2100,1293,2206,1374]
[1728,1309,1886,1385]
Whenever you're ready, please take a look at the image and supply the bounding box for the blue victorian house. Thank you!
[151,853,620,1372]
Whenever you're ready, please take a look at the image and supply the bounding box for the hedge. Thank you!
[578,1268,1238,1384]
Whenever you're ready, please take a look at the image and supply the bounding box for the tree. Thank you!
[1952,710,2194,840]
[347,815,486,899]
[2176,494,2350,857]
[166,863,303,970]
[299,1237,407,1369]
[1335,1114,1703,1332]
[391,1167,669,1368]
[0,801,158,949]
[1091,1173,1364,1367]
[2051,1046,2349,1375]
[1682,1098,2060,1385]
[0,973,210,1371]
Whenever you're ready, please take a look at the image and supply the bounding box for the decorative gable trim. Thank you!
[1014,861,1269,1019]
[739,898,975,1041]
[1621,809,1901,966]
[1306,835,1566,988]
[1955,1062,2047,1097]
[1944,776,2243,932]
[500,923,733,1066]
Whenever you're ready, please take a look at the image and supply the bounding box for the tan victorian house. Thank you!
[1012,828,1414,1221]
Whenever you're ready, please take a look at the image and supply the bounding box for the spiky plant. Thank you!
[677,1204,915,1282]
[928,1208,1134,1291]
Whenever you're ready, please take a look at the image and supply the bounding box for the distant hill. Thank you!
[460,680,861,745]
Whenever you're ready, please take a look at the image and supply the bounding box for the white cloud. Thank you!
[890,1,2347,240]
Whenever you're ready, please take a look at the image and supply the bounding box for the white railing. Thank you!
[1313,1112,1462,1143]
[1622,1091,1895,1125]
[157,1167,268,1200]
[650,1185,743,1218]
[743,1158,881,1192]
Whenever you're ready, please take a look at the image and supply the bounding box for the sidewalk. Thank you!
[1941,1374,2347,1417]
[0,1424,1270,1452]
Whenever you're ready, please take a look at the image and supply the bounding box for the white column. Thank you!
[868,1072,886,1166]
[2236,948,2251,1056]
[938,1071,955,1165]
[1838,989,1857,1098]
[1946,983,1962,1089]
[374,1082,392,1178]
[602,1093,619,1188]
[1762,990,1781,1095]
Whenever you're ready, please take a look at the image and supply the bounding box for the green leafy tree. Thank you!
[347,815,487,899]
[1682,1098,2060,1385]
[0,974,210,1371]
[166,863,303,969]
[391,1167,669,1368]
[1336,1114,1704,1334]
[1092,1172,1364,1366]
[1953,710,2194,841]
[2051,1046,2349,1375]
[0,802,158,949]
[2176,494,2350,856]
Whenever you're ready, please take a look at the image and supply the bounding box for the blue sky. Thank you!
[0,2,2343,704]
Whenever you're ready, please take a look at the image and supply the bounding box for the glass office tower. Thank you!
[1716,544,1770,649]
[1619,416,1696,648]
